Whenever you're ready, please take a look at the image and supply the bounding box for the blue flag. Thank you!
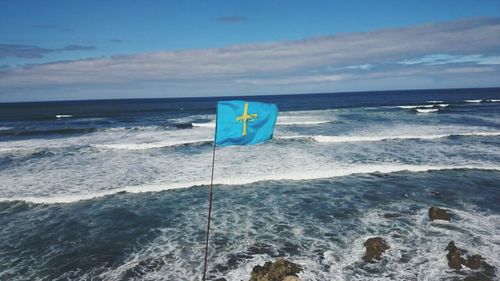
[215,100,278,147]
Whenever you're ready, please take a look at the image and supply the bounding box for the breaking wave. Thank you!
[192,122,215,128]
[398,105,434,109]
[102,126,163,132]
[416,108,439,113]
[94,139,212,150]
[283,131,500,143]
[1,165,498,204]
[277,120,331,125]
[191,120,332,128]
[59,131,500,151]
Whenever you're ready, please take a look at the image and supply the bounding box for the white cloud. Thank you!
[444,66,496,73]
[399,54,500,65]
[1,17,500,100]
[237,74,349,85]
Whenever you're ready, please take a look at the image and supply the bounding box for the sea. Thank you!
[0,88,499,281]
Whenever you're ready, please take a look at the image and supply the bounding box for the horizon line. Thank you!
[1,86,499,105]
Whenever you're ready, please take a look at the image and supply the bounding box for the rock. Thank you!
[383,213,402,219]
[283,276,301,281]
[445,241,462,270]
[362,237,389,262]
[429,207,451,221]
[463,254,482,270]
[249,258,302,281]
[445,241,484,271]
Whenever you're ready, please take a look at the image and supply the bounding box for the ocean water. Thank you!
[0,88,499,281]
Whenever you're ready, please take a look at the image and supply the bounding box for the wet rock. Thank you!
[383,213,402,219]
[429,207,451,221]
[249,258,302,281]
[446,241,484,271]
[362,237,389,262]
[214,278,228,281]
[446,241,462,270]
[463,254,482,270]
[283,276,300,281]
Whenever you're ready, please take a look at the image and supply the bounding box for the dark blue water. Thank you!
[0,88,499,280]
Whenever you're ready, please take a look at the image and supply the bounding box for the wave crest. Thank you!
[1,165,498,204]
[284,131,500,143]
[416,108,439,113]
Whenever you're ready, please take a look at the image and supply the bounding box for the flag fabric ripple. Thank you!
[215,100,278,147]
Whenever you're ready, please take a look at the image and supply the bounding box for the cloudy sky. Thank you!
[1,0,499,102]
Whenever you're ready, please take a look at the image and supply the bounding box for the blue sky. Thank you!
[1,0,500,102]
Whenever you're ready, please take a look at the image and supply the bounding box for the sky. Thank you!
[0,0,500,102]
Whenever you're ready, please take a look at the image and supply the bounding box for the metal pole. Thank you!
[202,143,216,281]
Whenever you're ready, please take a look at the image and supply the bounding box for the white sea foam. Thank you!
[92,190,500,281]
[349,207,500,281]
[102,126,163,132]
[427,100,444,103]
[460,131,500,136]
[465,99,482,103]
[94,139,212,150]
[0,127,12,131]
[3,129,496,153]
[192,122,216,128]
[488,99,500,102]
[56,114,73,118]
[2,165,499,204]
[277,120,331,125]
[398,105,434,109]
[436,103,449,107]
[312,134,448,142]
[416,108,439,113]
[192,120,331,127]
[284,131,500,143]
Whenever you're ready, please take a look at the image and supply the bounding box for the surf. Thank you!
[2,165,499,204]
[281,131,500,143]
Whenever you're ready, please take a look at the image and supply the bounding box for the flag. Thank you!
[215,100,278,147]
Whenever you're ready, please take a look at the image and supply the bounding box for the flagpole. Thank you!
[202,142,216,281]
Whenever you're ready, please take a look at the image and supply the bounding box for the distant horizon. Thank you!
[1,86,499,105]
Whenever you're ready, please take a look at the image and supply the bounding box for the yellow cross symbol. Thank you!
[236,102,258,136]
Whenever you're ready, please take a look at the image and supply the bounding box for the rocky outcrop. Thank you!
[445,241,483,270]
[446,241,463,270]
[429,207,451,221]
[249,258,302,281]
[463,254,482,270]
[362,237,389,262]
[282,276,300,281]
